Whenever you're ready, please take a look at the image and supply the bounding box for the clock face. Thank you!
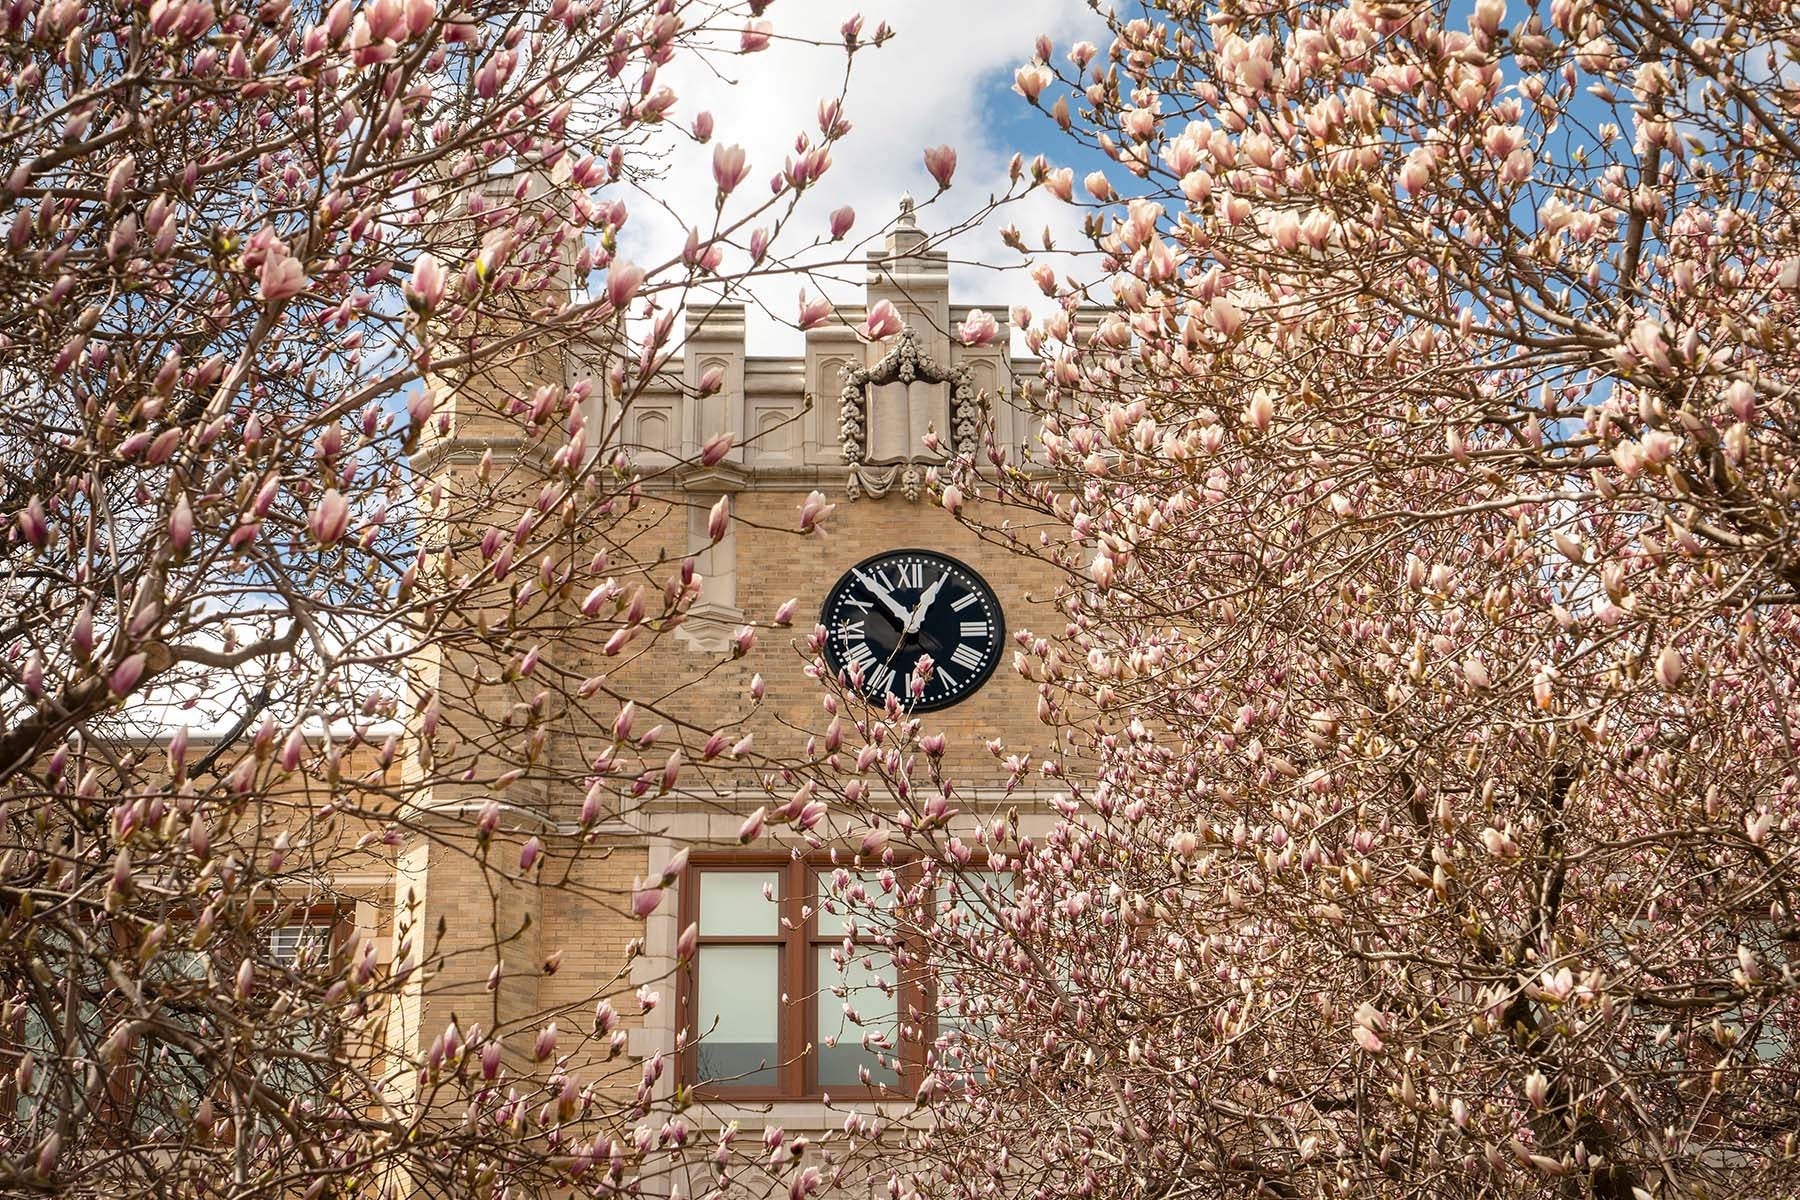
[819,550,1006,712]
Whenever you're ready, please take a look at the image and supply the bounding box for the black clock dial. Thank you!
[819,550,1005,712]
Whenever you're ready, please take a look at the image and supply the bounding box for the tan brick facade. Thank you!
[390,202,1062,1157]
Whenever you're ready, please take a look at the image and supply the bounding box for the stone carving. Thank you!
[838,324,983,500]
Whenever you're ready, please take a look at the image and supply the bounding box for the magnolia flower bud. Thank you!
[738,806,766,843]
[1654,644,1684,690]
[279,728,306,772]
[108,652,148,697]
[923,144,957,189]
[309,489,350,543]
[700,431,734,466]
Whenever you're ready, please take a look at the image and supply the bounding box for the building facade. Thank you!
[389,199,1063,1169]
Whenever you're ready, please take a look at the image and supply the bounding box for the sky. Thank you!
[621,0,1112,353]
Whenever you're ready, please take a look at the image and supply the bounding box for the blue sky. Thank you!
[630,0,1112,352]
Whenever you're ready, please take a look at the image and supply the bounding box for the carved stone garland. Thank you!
[839,325,982,501]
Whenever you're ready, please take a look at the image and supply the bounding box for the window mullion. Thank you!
[786,858,808,1097]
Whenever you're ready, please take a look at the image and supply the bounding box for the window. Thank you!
[680,857,928,1098]
[261,921,335,969]
[926,870,1012,1083]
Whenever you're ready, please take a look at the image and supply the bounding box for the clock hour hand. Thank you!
[851,568,915,625]
[903,575,948,634]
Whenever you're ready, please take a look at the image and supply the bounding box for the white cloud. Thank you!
[617,0,1107,354]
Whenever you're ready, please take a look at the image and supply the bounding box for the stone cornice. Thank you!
[672,462,754,493]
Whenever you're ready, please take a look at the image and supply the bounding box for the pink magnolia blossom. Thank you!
[257,246,308,302]
[406,252,446,310]
[1014,63,1052,102]
[711,143,750,195]
[860,298,902,341]
[605,261,645,310]
[958,308,999,346]
[798,489,836,533]
[797,290,831,329]
[828,205,855,240]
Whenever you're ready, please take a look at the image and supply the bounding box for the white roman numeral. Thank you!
[837,619,865,640]
[959,621,989,640]
[949,643,985,670]
[936,665,959,691]
[950,592,979,612]
[842,594,873,612]
[868,663,896,693]
[845,642,877,671]
[895,561,923,588]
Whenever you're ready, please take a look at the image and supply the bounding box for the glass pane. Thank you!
[698,871,780,937]
[938,871,1012,925]
[816,946,901,1087]
[934,873,1012,1062]
[694,946,780,1087]
[816,868,904,941]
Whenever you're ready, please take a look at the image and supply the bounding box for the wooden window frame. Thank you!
[678,854,931,1102]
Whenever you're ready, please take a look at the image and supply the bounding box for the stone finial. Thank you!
[897,193,916,224]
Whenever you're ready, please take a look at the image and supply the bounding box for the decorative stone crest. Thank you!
[839,325,983,500]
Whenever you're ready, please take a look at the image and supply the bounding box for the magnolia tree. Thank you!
[802,0,1800,1197]
[0,0,912,1193]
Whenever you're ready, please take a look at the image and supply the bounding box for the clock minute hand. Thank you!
[904,575,948,635]
[851,568,914,624]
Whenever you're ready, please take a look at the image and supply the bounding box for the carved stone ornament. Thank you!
[838,324,983,500]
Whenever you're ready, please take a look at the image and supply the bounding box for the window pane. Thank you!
[695,946,780,1087]
[816,946,900,1087]
[698,871,780,937]
[934,872,1013,1063]
[816,869,904,942]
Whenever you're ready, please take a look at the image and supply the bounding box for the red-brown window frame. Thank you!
[677,854,931,1101]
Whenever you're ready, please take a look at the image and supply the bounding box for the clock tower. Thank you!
[397,197,1061,1152]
